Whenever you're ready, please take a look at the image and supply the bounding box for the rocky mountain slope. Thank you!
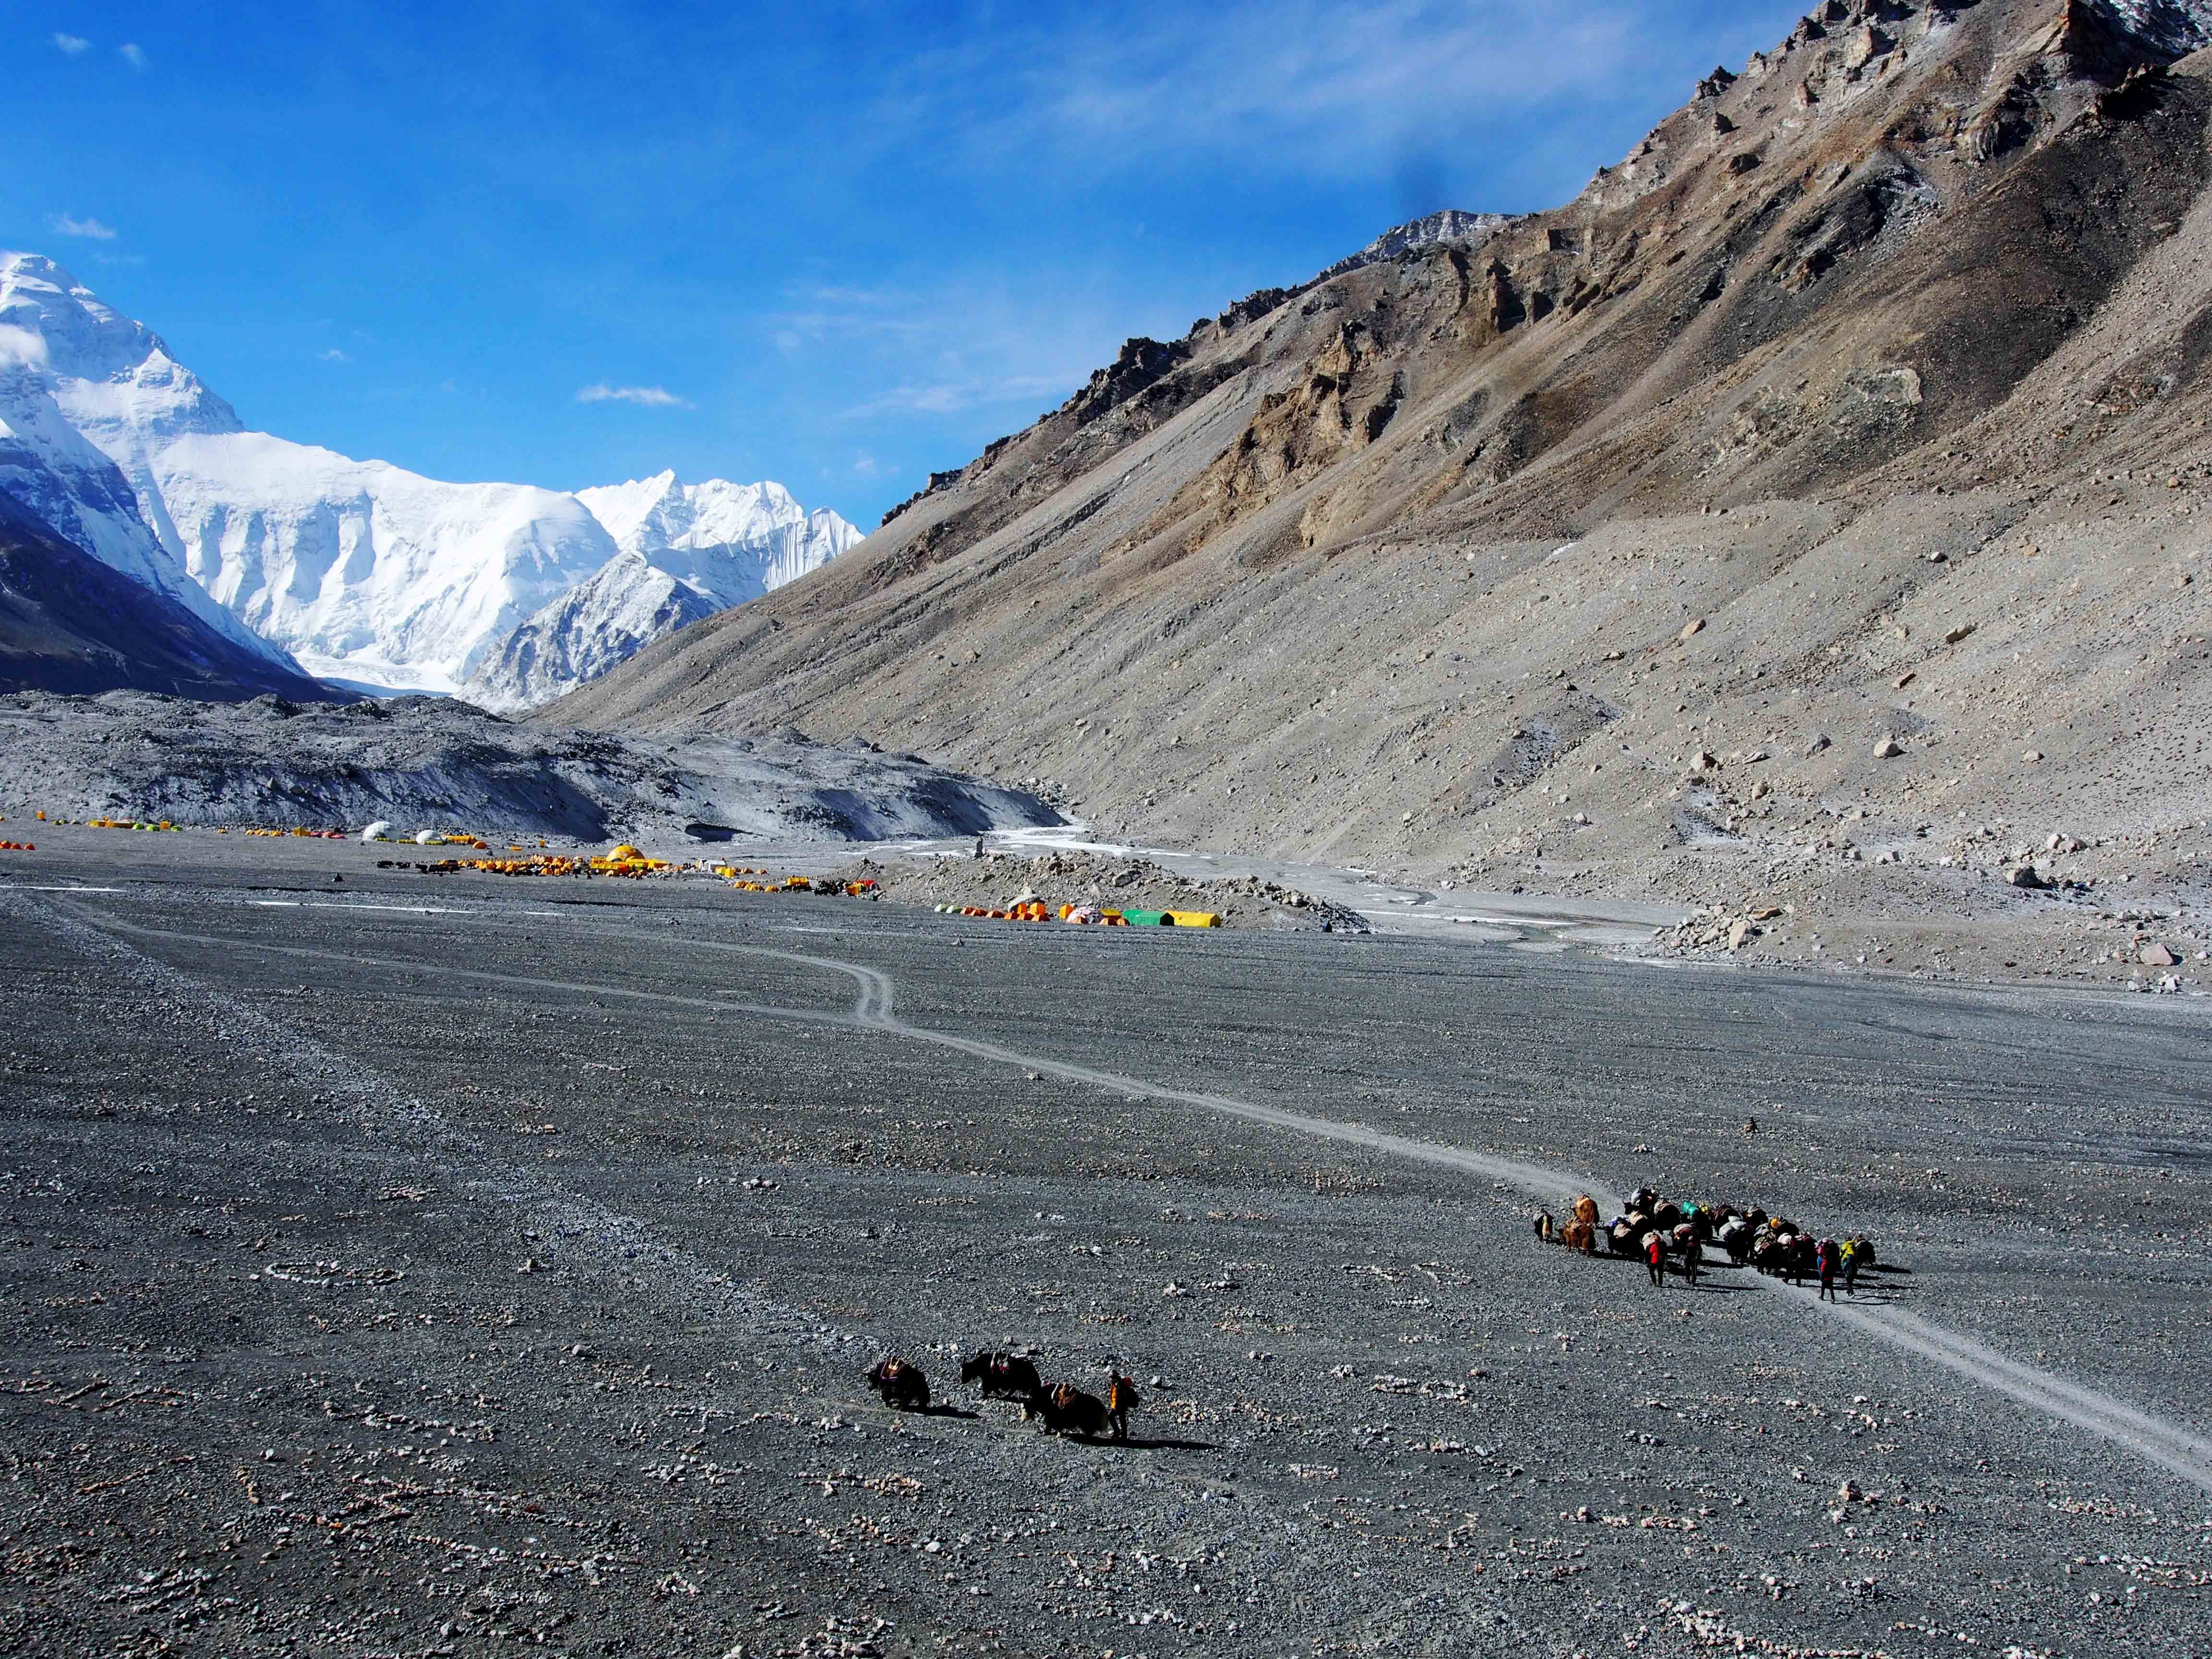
[0,488,332,701]
[0,690,1056,842]
[553,0,2212,968]
[0,254,854,702]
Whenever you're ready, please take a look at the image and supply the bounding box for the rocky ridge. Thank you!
[549,0,2212,977]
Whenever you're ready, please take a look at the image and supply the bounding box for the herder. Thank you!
[1106,1372,1142,1442]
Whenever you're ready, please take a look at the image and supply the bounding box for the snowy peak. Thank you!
[147,429,620,693]
[1321,210,1521,279]
[0,252,295,671]
[0,252,241,444]
[576,471,861,607]
[0,253,861,705]
[578,472,821,558]
[461,548,721,712]
[461,472,865,709]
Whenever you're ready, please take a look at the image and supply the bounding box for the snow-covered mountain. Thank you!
[0,252,858,703]
[0,485,332,701]
[0,257,306,673]
[463,475,859,709]
[578,472,859,607]
[462,549,721,711]
[148,432,621,695]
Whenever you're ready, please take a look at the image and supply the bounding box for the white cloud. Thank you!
[841,373,1073,420]
[319,348,351,363]
[0,325,51,368]
[576,382,689,408]
[52,32,91,54]
[118,41,146,68]
[54,214,116,240]
[870,0,1746,192]
[769,281,1100,426]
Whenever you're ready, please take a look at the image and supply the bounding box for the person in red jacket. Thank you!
[1644,1228,1667,1288]
[1815,1238,1839,1302]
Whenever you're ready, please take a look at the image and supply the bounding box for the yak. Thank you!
[961,1350,1044,1410]
[864,1357,930,1412]
[1034,1382,1111,1440]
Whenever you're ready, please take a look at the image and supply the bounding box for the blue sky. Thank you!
[13,1,1805,527]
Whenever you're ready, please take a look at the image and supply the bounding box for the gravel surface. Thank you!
[4,833,2210,1657]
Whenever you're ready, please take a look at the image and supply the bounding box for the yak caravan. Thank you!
[868,1349,1146,1444]
[1538,1186,1881,1298]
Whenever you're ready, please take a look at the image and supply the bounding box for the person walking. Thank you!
[1644,1229,1667,1288]
[1105,1372,1142,1442]
[1681,1234,1703,1288]
[1840,1237,1863,1296]
[1815,1238,1839,1302]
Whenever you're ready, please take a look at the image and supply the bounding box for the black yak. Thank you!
[1035,1382,1110,1439]
[961,1350,1043,1410]
[865,1357,929,1411]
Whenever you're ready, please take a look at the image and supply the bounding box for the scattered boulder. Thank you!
[1805,733,1832,757]
[2139,942,2178,966]
[1873,737,1904,759]
[2005,865,2050,889]
[1680,618,1707,642]
[1943,623,1977,645]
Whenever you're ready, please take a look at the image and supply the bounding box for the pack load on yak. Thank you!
[1035,1382,1110,1439]
[865,1356,930,1411]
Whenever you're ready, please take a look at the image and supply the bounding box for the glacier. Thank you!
[0,252,860,703]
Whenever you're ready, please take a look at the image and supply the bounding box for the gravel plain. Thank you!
[3,830,2211,1658]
